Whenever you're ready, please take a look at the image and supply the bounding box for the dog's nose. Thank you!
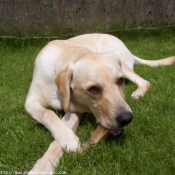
[116,111,133,126]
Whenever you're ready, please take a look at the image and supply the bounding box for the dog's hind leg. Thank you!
[28,113,82,175]
[121,62,150,99]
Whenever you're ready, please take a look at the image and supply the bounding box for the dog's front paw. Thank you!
[63,135,82,153]
[58,130,82,153]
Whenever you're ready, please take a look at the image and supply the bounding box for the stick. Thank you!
[82,125,110,150]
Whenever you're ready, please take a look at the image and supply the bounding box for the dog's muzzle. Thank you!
[116,111,133,126]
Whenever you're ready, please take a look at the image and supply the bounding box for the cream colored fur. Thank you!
[25,34,175,174]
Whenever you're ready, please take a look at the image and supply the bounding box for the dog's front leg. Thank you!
[25,99,82,153]
[28,141,63,175]
[28,113,82,175]
[62,112,81,132]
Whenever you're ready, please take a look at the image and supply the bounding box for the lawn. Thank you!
[0,29,175,175]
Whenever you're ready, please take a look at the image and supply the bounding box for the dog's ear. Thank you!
[55,64,74,112]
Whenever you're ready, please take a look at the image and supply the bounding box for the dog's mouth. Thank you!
[110,128,124,138]
[96,120,125,138]
[98,122,124,138]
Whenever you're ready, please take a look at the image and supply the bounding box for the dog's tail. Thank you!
[133,55,175,67]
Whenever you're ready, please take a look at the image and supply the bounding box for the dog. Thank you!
[25,33,175,174]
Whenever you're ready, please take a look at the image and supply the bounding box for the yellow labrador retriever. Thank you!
[25,34,175,174]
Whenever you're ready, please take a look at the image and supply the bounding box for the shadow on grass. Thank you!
[106,131,127,147]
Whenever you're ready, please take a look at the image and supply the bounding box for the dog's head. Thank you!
[55,50,133,129]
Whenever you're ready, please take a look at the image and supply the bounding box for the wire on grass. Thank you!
[0,25,175,40]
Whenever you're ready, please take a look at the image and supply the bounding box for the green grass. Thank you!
[0,29,175,175]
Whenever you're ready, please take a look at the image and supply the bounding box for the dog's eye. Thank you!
[117,77,125,86]
[88,86,101,94]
